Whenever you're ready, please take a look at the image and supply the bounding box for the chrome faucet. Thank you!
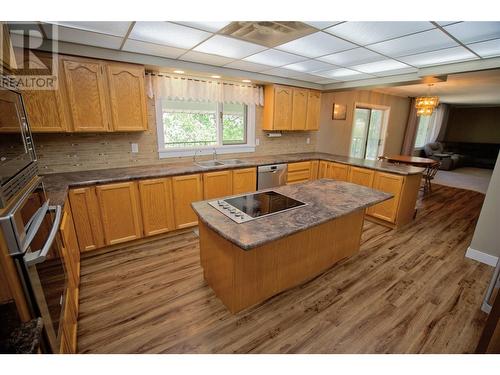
[193,149,201,162]
[212,148,218,161]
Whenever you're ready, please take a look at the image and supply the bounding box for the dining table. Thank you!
[382,154,438,168]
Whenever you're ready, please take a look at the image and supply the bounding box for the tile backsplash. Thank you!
[35,99,318,174]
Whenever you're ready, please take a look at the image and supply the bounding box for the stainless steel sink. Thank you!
[221,159,245,165]
[194,160,225,168]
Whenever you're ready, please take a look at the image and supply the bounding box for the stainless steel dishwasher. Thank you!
[257,164,288,190]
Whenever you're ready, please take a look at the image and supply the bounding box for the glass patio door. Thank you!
[350,107,385,160]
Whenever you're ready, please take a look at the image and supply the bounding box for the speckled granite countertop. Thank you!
[192,179,392,250]
[42,152,423,206]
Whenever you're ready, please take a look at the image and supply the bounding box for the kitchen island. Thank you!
[192,179,391,313]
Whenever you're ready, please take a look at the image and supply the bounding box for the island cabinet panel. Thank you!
[172,174,203,229]
[203,170,233,200]
[287,161,313,184]
[367,172,404,223]
[291,88,308,130]
[96,182,143,246]
[348,166,375,187]
[68,187,105,252]
[330,162,350,181]
[61,55,110,132]
[305,91,321,130]
[106,63,148,132]
[232,168,257,195]
[138,178,175,236]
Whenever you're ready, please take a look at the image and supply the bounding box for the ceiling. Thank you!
[376,69,500,105]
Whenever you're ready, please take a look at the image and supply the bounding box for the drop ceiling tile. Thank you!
[325,21,434,45]
[49,26,123,49]
[179,50,235,66]
[49,21,132,37]
[318,47,385,66]
[243,49,306,67]
[122,39,186,59]
[276,31,356,58]
[261,67,306,78]
[436,21,461,26]
[175,21,231,32]
[444,21,500,44]
[398,46,478,67]
[368,29,457,57]
[193,35,267,59]
[282,59,334,73]
[313,68,373,81]
[303,21,342,30]
[224,60,273,72]
[351,59,414,74]
[291,73,332,83]
[467,38,500,58]
[130,22,211,49]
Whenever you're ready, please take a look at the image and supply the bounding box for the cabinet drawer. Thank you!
[287,170,312,184]
[288,161,312,172]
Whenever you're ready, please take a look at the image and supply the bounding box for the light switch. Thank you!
[131,143,139,153]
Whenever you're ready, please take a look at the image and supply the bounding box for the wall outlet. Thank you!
[131,143,139,153]
[255,138,260,146]
[306,137,310,144]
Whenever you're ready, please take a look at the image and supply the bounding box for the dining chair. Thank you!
[423,161,440,194]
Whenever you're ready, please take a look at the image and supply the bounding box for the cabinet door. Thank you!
[68,187,105,252]
[1,22,16,71]
[61,56,109,132]
[310,160,319,180]
[287,161,312,184]
[203,170,233,200]
[348,166,375,187]
[172,174,203,229]
[367,172,404,223]
[96,182,143,246]
[306,90,321,131]
[273,85,293,130]
[59,203,80,289]
[21,53,68,132]
[107,63,148,131]
[330,163,350,181]
[318,161,330,179]
[232,168,257,195]
[0,88,24,132]
[291,88,308,130]
[138,178,175,236]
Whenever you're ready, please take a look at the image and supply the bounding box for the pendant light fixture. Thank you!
[415,84,439,116]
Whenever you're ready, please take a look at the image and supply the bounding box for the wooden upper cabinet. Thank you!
[291,88,308,130]
[96,182,143,246]
[138,178,175,237]
[106,63,148,132]
[330,162,350,182]
[273,85,293,131]
[68,187,105,252]
[172,174,203,229]
[348,166,375,187]
[232,168,257,195]
[203,170,232,200]
[306,90,321,130]
[1,22,16,72]
[367,172,404,223]
[61,55,109,132]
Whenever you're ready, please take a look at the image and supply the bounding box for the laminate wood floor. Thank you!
[77,184,494,353]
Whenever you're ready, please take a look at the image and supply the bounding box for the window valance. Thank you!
[146,73,264,106]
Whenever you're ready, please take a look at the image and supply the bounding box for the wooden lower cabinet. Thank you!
[172,174,203,229]
[68,187,105,252]
[348,166,375,187]
[203,170,233,200]
[138,178,175,236]
[367,172,404,223]
[287,161,314,184]
[232,168,257,195]
[318,161,330,179]
[330,162,350,181]
[96,182,143,245]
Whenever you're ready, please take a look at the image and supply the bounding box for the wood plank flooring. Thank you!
[77,184,494,353]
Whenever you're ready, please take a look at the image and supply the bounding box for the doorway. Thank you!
[349,105,389,160]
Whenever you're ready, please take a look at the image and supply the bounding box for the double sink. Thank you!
[194,159,246,168]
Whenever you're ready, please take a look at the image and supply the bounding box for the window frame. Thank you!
[156,99,256,158]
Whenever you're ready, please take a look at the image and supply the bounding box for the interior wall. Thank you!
[34,99,317,174]
[316,90,411,156]
[444,106,500,144]
[470,151,500,259]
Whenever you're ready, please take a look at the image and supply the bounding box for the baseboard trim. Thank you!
[465,247,499,267]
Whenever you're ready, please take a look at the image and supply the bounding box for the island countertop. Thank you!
[42,152,422,207]
[191,179,392,250]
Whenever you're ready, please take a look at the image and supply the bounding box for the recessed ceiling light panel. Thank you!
[193,35,266,59]
[130,22,211,49]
